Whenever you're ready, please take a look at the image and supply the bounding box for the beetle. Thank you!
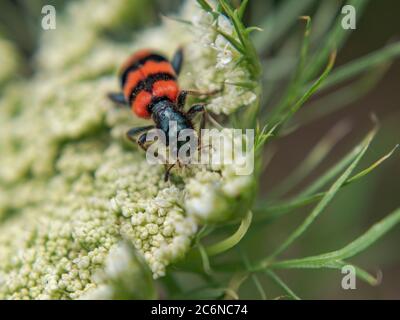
[108,48,218,181]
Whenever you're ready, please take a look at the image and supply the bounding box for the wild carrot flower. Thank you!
[0,0,258,299]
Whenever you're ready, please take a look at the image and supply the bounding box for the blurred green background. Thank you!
[258,0,400,299]
[0,0,399,299]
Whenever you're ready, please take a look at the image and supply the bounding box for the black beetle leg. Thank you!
[183,88,222,98]
[137,132,150,152]
[177,88,222,110]
[187,104,207,149]
[126,125,155,151]
[187,104,206,120]
[164,163,176,182]
[177,90,188,110]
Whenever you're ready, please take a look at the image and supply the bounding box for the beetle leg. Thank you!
[126,125,155,151]
[177,88,223,110]
[187,104,207,149]
[176,90,188,110]
[184,88,222,98]
[171,47,184,75]
[187,104,206,120]
[164,163,176,182]
[107,92,129,107]
[137,132,150,152]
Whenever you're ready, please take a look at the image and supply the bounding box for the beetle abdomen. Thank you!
[119,50,179,119]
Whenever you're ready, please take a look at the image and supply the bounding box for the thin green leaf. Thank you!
[256,136,399,222]
[265,270,300,300]
[298,133,367,197]
[206,211,253,256]
[215,28,245,54]
[255,141,397,222]
[251,273,267,300]
[346,144,399,184]
[321,42,400,90]
[224,80,257,90]
[302,142,398,197]
[296,16,312,79]
[284,51,336,121]
[232,14,251,56]
[255,193,322,222]
[198,243,212,275]
[270,121,351,198]
[269,16,313,122]
[260,260,378,286]
[216,0,261,79]
[218,0,245,47]
[161,14,193,25]
[273,51,336,127]
[196,0,213,12]
[263,128,376,261]
[254,0,317,53]
[267,207,400,269]
[284,259,379,285]
[304,0,369,80]
[333,261,380,286]
[310,1,341,44]
[242,253,267,300]
[290,62,391,131]
[246,26,263,34]
[217,0,234,16]
[224,272,249,299]
[238,0,249,20]
[195,225,215,241]
[255,124,278,152]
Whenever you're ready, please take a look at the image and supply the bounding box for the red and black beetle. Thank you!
[108,48,218,180]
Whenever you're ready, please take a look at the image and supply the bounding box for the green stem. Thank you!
[265,270,301,300]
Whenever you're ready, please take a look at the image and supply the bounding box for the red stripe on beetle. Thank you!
[123,69,145,100]
[133,91,152,118]
[152,80,179,102]
[123,61,176,101]
[141,61,175,77]
[120,49,152,73]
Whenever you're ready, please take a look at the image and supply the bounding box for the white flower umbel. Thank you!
[0,37,19,85]
[80,242,156,299]
[0,0,259,299]
[184,129,254,222]
[0,144,197,299]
